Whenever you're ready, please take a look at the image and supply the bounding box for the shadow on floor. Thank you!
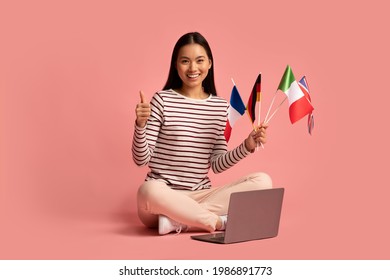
[110,209,158,237]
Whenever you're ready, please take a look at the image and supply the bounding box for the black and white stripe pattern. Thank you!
[132,89,250,190]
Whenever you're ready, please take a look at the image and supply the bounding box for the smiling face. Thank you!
[176,43,212,93]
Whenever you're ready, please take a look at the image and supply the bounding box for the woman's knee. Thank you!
[137,181,164,227]
[248,172,273,189]
[137,180,163,204]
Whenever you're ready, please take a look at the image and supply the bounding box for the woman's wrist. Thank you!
[244,138,254,153]
[136,119,146,128]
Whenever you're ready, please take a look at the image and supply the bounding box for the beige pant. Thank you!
[137,172,273,232]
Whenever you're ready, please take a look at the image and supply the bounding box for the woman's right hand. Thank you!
[135,90,151,128]
[244,123,268,152]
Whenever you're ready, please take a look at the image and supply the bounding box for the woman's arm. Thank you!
[210,124,268,173]
[132,92,164,166]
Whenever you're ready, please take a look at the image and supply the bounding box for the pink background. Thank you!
[1,0,389,259]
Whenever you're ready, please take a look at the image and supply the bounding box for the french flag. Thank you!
[224,85,246,142]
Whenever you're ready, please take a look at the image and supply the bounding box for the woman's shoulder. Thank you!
[209,94,228,105]
[154,89,183,99]
[149,89,175,102]
[157,89,174,94]
[154,88,174,96]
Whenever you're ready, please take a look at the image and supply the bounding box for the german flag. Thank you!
[246,74,261,123]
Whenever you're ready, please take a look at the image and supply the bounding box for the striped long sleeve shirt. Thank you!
[132,89,251,190]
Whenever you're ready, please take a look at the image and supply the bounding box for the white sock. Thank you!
[217,215,228,231]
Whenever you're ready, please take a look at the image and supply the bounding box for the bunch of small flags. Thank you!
[225,65,315,142]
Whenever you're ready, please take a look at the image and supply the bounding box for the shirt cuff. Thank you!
[134,122,146,132]
[240,141,252,157]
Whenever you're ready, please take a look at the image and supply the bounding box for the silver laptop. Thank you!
[191,188,284,244]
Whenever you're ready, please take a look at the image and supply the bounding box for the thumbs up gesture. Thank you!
[135,90,151,128]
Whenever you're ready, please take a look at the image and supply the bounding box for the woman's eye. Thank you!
[181,60,189,64]
[197,59,204,63]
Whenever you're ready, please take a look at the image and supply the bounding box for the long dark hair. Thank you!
[163,32,217,96]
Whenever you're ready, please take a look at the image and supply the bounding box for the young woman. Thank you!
[132,32,272,235]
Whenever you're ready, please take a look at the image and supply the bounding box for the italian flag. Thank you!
[278,65,314,124]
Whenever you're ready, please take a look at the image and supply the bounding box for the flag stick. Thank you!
[255,124,265,150]
[257,72,262,127]
[264,96,288,124]
[264,90,278,124]
[247,114,264,151]
[231,78,236,86]
[257,94,262,126]
[246,112,263,146]
[256,137,265,150]
[256,91,264,151]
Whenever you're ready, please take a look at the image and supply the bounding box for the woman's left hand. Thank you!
[244,123,269,152]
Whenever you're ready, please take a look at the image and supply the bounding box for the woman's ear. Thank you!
[209,59,212,69]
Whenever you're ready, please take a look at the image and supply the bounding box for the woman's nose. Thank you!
[189,61,197,71]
